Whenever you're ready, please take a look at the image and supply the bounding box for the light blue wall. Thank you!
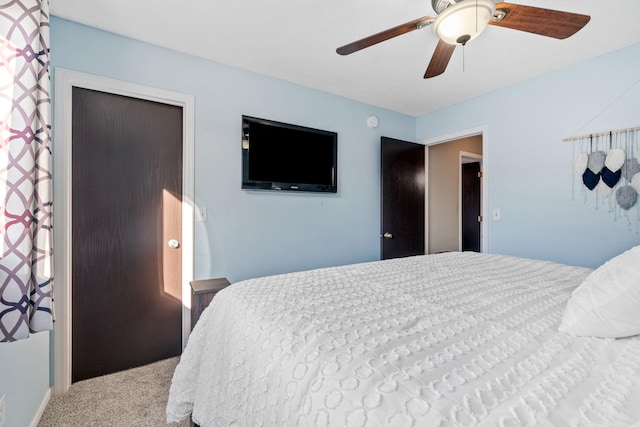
[0,332,50,427]
[50,17,416,283]
[417,42,640,268]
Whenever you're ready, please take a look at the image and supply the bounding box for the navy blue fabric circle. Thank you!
[601,167,622,188]
[582,169,600,190]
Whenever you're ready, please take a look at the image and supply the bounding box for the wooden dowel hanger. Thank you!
[563,126,640,142]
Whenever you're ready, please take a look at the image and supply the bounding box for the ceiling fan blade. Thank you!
[424,39,456,79]
[489,2,590,39]
[337,16,435,55]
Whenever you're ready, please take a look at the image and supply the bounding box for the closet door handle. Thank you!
[168,239,180,249]
[383,232,393,239]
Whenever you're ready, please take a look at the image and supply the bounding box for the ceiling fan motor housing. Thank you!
[431,0,496,45]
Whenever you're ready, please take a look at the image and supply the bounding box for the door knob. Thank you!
[383,232,393,239]
[168,239,180,249]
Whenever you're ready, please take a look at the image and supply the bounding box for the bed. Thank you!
[167,251,640,426]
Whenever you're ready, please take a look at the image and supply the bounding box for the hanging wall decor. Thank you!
[566,127,640,230]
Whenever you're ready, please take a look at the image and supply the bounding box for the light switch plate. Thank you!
[196,207,208,222]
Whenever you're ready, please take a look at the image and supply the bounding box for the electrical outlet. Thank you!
[0,394,5,427]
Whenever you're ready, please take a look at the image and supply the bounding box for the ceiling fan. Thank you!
[336,0,590,78]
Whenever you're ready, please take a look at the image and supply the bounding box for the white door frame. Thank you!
[53,68,195,394]
[422,125,489,253]
[459,152,483,251]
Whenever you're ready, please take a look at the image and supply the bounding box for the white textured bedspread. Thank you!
[167,252,640,426]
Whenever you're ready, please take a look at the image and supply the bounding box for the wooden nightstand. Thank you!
[190,277,230,330]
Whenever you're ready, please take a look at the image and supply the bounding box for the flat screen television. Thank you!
[241,115,337,193]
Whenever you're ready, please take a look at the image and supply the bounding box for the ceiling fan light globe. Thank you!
[432,0,496,45]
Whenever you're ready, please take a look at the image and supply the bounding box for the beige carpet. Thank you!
[39,357,190,427]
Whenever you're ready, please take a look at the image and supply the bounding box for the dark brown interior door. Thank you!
[381,137,425,259]
[72,87,183,382]
[461,162,481,252]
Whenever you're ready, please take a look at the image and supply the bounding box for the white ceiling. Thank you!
[50,0,640,117]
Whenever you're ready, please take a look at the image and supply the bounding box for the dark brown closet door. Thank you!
[461,162,481,252]
[72,87,183,382]
[381,137,425,259]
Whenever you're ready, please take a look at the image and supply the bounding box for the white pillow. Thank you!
[559,245,640,338]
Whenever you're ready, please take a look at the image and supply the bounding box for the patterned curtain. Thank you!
[0,0,53,342]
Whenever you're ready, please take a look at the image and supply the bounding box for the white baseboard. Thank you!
[29,387,51,427]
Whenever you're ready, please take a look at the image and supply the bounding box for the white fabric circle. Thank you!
[605,148,625,171]
[596,180,612,197]
[573,153,588,174]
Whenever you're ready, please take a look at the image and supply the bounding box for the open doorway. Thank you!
[424,129,486,253]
